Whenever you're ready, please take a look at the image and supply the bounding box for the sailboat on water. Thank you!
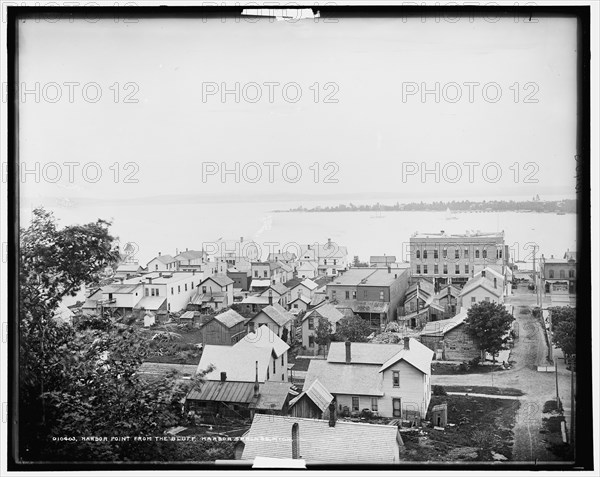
[445,207,458,220]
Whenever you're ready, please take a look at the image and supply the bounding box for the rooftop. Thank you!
[213,309,246,328]
[420,310,468,336]
[328,267,408,287]
[460,276,503,298]
[241,414,401,463]
[304,360,383,396]
[303,303,345,324]
[187,380,257,404]
[202,274,234,287]
[288,378,333,413]
[237,324,290,358]
[411,231,504,240]
[252,304,293,328]
[197,344,272,382]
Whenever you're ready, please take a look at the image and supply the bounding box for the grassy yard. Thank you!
[432,362,507,375]
[442,385,524,397]
[402,395,520,461]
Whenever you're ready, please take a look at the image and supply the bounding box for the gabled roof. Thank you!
[406,280,435,299]
[190,292,227,305]
[241,295,275,305]
[304,360,383,396]
[237,324,290,358]
[213,309,246,328]
[300,278,319,290]
[284,278,303,289]
[460,276,503,298]
[250,279,271,288]
[303,303,344,324]
[202,274,234,287]
[175,250,207,261]
[563,250,576,261]
[378,338,434,375]
[436,284,460,298]
[251,304,293,328]
[310,295,328,307]
[327,342,403,365]
[197,344,272,382]
[255,381,292,411]
[289,295,311,305]
[370,255,397,264]
[277,261,294,273]
[474,267,504,281]
[148,254,176,265]
[420,310,467,336]
[288,378,333,412]
[115,263,144,272]
[241,414,401,463]
[267,251,297,262]
[263,282,289,296]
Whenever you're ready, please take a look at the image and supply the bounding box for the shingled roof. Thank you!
[241,414,402,463]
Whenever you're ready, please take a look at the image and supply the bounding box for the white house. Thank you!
[189,274,235,312]
[297,261,318,279]
[301,303,345,350]
[174,249,208,268]
[146,253,177,272]
[125,271,203,313]
[260,282,290,307]
[246,303,294,338]
[288,295,311,315]
[197,324,290,383]
[459,275,504,310]
[300,239,348,277]
[304,338,433,419]
[287,278,319,303]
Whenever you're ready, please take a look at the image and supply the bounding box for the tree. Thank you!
[281,326,289,344]
[314,317,333,355]
[549,306,576,357]
[335,315,372,343]
[464,301,515,363]
[18,208,210,461]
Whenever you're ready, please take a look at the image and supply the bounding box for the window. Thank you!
[202,286,207,293]
[471,297,476,303]
[434,264,439,274]
[455,249,460,259]
[293,304,298,309]
[352,291,356,299]
[443,248,448,259]
[308,318,314,330]
[549,270,555,278]
[392,371,400,387]
[264,270,268,278]
[155,264,158,271]
[352,396,360,412]
[464,248,469,258]
[416,250,420,259]
[392,398,401,418]
[423,265,428,274]
[254,270,258,277]
[178,285,181,293]
[332,290,336,299]
[171,287,174,295]
[559,270,565,279]
[498,248,503,258]
[155,288,159,296]
[481,270,486,278]
[455,264,460,274]
[485,296,490,302]
[379,291,384,300]
[145,288,149,296]
[434,249,438,259]
[281,355,284,366]
[333,259,337,265]
[273,360,276,374]
[371,398,378,412]
[249,322,255,333]
[423,250,428,259]
[151,288,155,297]
[475,249,480,259]
[482,249,487,258]
[184,284,188,292]
[363,290,368,299]
[345,291,350,299]
[464,264,469,274]
[569,269,575,278]
[416,265,421,274]
[324,259,327,265]
[308,335,315,347]
[267,368,269,380]
[191,282,194,289]
[443,264,448,274]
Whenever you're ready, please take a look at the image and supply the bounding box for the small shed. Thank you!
[143,313,156,327]
[288,378,333,420]
[430,403,448,428]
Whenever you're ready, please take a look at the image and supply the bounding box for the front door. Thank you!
[392,398,401,418]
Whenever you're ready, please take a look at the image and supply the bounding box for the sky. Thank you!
[16,13,579,207]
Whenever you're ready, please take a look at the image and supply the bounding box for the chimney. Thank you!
[240,236,244,243]
[268,289,273,306]
[494,277,497,288]
[328,401,336,427]
[404,337,410,350]
[192,269,196,275]
[345,341,351,364]
[158,252,161,256]
[388,266,391,274]
[254,361,259,397]
[186,247,188,251]
[220,371,227,382]
[327,238,332,249]
[159,272,163,277]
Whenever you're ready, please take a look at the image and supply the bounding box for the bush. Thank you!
[469,356,481,367]
[432,385,447,396]
[360,408,373,419]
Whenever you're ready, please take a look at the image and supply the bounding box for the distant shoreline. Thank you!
[273,199,576,214]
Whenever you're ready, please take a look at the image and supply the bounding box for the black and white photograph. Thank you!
[1,2,597,474]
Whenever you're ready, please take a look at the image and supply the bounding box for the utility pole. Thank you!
[532,244,539,307]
